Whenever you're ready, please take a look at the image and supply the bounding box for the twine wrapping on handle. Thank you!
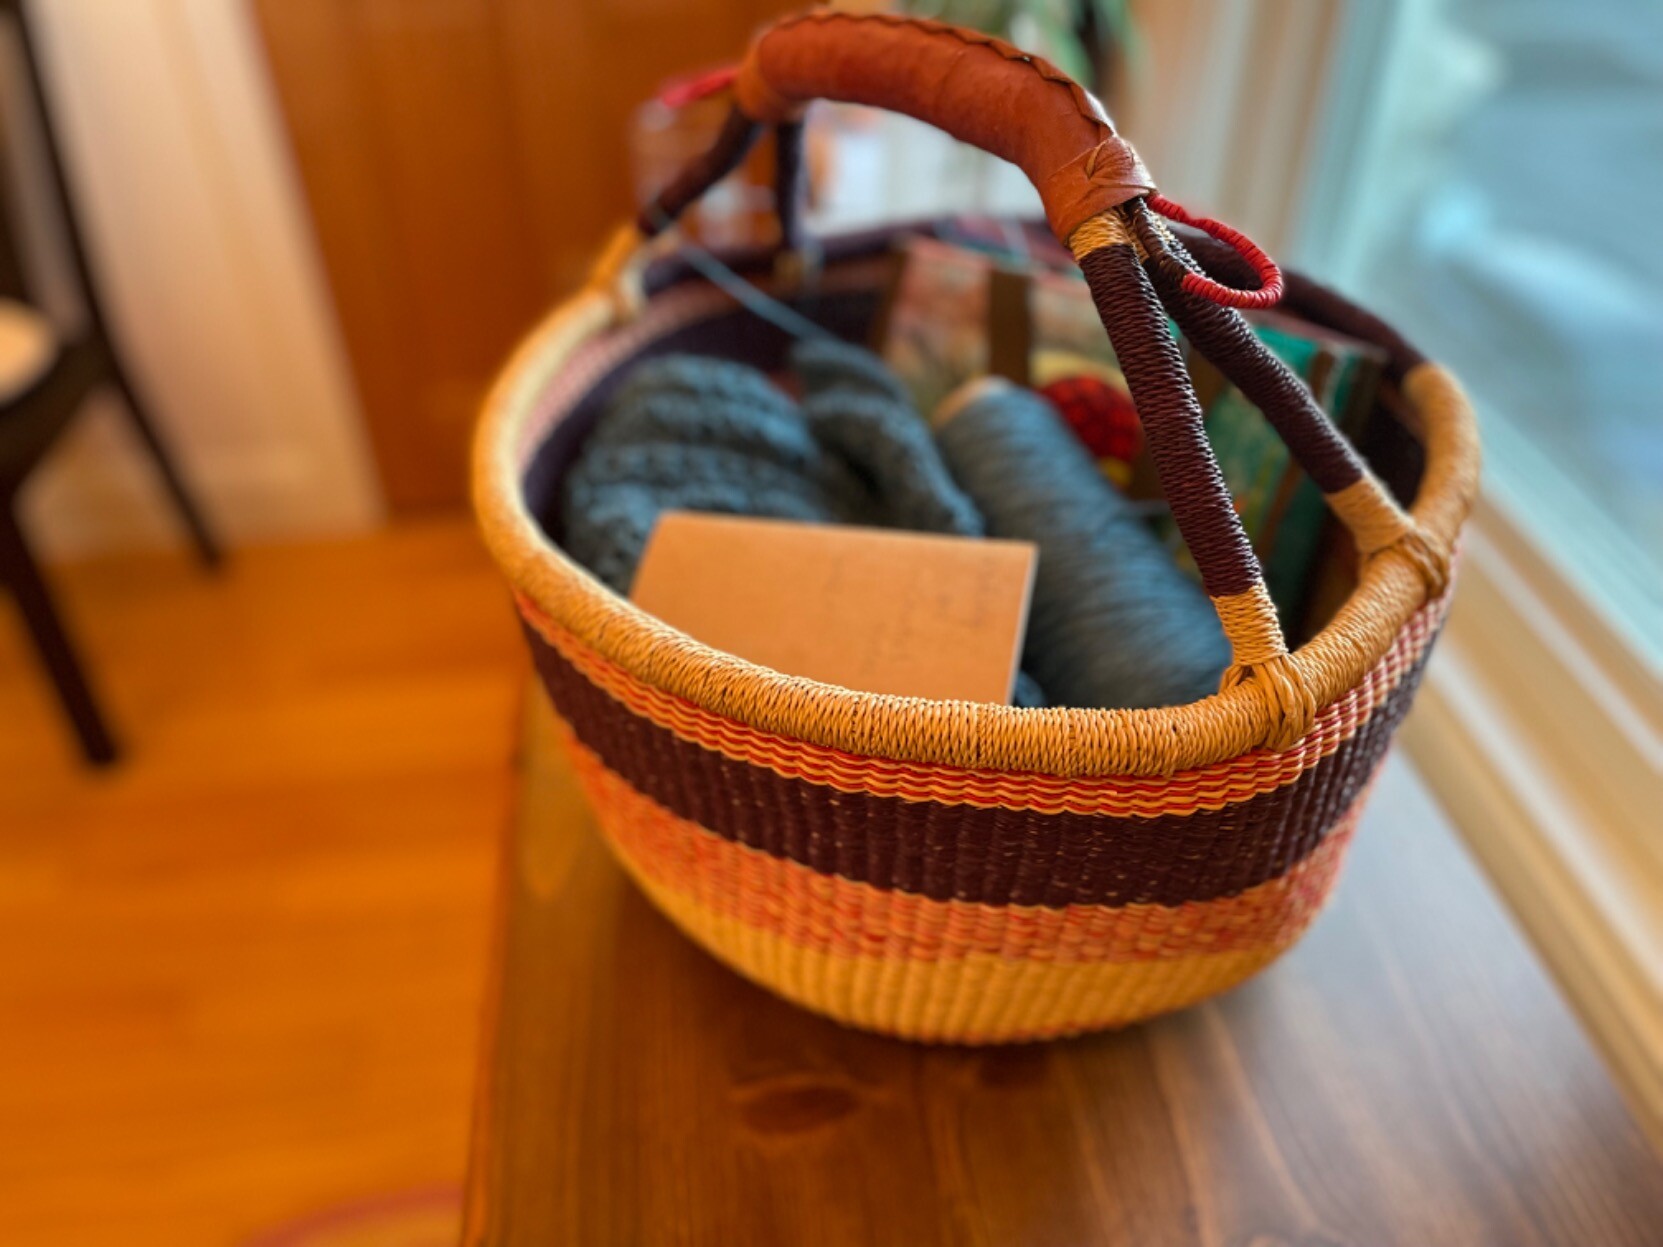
[933,377,1231,713]
[1132,200,1452,598]
[1068,207,1318,750]
[1212,583,1318,751]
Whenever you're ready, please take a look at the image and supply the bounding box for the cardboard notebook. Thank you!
[631,512,1036,705]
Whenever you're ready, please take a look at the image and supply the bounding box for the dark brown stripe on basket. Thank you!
[1144,257,1366,497]
[637,105,762,237]
[1078,242,1261,600]
[1168,221,1429,384]
[526,623,1434,909]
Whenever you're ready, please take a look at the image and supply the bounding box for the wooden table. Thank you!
[463,693,1663,1245]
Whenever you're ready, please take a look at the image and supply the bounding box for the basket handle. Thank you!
[640,9,1150,241]
[1128,205,1451,597]
[633,10,1440,748]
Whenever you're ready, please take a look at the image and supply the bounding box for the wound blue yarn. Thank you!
[560,340,1047,707]
[934,381,1231,711]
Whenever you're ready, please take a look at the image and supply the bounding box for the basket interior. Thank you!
[519,225,1427,649]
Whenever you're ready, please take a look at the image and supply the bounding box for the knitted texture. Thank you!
[795,338,987,538]
[560,339,1045,707]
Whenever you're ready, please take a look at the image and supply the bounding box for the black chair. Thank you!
[0,1,219,765]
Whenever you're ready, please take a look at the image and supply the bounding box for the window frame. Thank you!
[1288,0,1663,1149]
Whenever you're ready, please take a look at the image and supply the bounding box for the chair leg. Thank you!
[112,374,222,570]
[0,505,119,765]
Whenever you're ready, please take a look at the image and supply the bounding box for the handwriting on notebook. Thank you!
[630,512,1036,704]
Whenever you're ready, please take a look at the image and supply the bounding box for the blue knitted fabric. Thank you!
[562,339,984,590]
[560,339,1045,707]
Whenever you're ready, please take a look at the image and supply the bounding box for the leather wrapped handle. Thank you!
[732,10,1153,242]
[629,10,1442,749]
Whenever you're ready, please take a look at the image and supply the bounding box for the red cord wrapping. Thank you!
[658,64,740,109]
[1146,193,1284,310]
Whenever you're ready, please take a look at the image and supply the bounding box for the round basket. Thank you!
[474,11,1480,1043]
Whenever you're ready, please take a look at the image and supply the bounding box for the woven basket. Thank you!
[474,11,1480,1043]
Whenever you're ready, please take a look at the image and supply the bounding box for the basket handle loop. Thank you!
[1129,203,1453,597]
[640,9,1153,242]
[1067,211,1316,749]
[638,9,1358,748]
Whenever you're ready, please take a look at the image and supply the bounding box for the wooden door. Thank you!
[253,0,795,511]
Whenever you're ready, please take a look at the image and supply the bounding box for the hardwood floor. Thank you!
[0,519,524,1245]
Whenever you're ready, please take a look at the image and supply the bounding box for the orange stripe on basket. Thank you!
[629,870,1298,1040]
[564,731,1366,965]
[519,592,1441,818]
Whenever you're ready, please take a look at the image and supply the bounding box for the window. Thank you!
[1297,0,1663,656]
[1294,0,1663,1145]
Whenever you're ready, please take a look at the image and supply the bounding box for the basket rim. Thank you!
[473,232,1481,779]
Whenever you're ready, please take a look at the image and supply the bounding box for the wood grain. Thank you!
[465,693,1663,1246]
[0,519,523,1245]
[251,0,797,510]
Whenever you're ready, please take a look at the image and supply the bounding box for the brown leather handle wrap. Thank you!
[733,10,1154,242]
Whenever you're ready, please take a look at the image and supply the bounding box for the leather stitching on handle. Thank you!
[735,9,1154,239]
[744,10,1113,131]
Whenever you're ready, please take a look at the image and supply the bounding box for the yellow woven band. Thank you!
[1211,581,1287,668]
[1327,475,1411,555]
[1326,472,1454,597]
[1211,582,1317,750]
[1067,210,1135,261]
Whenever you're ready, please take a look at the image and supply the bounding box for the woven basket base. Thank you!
[556,719,1367,1044]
